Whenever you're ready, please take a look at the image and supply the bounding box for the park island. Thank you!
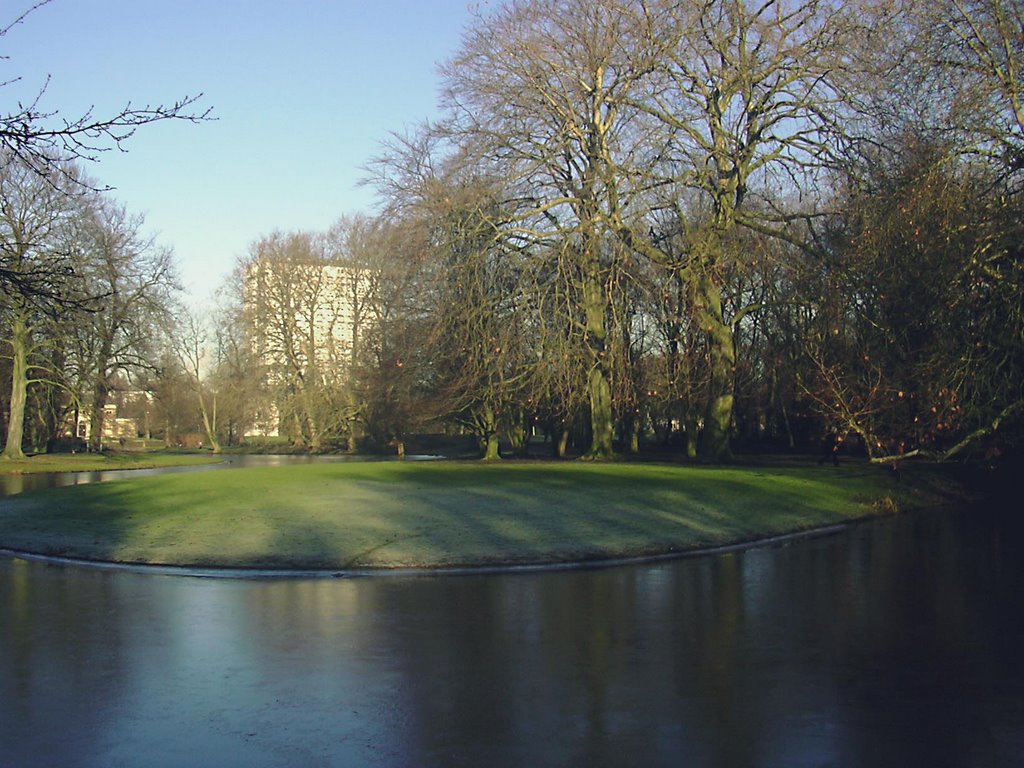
[0,455,972,573]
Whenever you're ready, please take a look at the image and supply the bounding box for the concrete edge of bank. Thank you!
[0,523,850,580]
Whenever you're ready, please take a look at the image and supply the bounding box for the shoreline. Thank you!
[1,521,853,579]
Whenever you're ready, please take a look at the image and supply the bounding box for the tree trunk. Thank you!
[581,261,615,459]
[477,403,501,461]
[2,315,30,460]
[345,390,363,453]
[685,415,700,460]
[585,364,615,458]
[296,381,322,452]
[506,408,530,457]
[307,426,322,453]
[88,379,109,453]
[549,419,569,458]
[197,389,221,454]
[695,275,735,462]
[623,410,641,455]
[482,431,501,461]
[290,411,305,448]
[305,410,322,453]
[701,363,735,461]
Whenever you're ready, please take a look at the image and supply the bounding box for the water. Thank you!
[1,499,1020,767]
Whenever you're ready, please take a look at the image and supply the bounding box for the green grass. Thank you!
[0,460,964,571]
[0,451,221,474]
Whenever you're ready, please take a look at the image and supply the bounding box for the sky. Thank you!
[2,0,480,299]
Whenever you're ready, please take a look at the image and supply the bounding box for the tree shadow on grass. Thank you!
[0,461,911,571]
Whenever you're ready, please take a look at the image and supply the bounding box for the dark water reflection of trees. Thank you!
[1,502,1021,767]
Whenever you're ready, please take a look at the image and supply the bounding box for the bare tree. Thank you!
[798,0,1024,462]
[323,215,384,451]
[805,133,1024,463]
[429,191,536,460]
[599,0,860,460]
[906,0,1023,174]
[170,307,220,453]
[439,0,655,458]
[70,197,179,451]
[207,297,259,448]
[351,216,436,457]
[0,153,83,459]
[240,231,374,450]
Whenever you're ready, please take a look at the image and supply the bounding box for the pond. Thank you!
[0,466,1021,766]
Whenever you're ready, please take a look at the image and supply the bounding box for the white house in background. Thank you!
[73,403,137,443]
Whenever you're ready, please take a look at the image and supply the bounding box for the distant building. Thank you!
[242,256,377,438]
[73,403,138,443]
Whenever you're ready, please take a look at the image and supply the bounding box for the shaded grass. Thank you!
[0,460,965,571]
[0,451,220,474]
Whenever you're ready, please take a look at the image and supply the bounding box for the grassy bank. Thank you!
[0,460,964,571]
[0,451,221,474]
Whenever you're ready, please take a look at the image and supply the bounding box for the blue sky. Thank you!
[2,0,478,298]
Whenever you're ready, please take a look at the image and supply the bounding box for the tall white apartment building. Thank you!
[242,256,377,436]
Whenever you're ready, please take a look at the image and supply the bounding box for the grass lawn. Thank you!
[0,460,966,572]
[0,451,221,474]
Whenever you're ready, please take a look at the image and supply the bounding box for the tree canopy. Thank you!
[5,0,1021,464]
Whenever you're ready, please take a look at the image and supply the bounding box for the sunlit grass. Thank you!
[0,460,963,571]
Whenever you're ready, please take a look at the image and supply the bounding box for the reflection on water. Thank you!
[2,504,1022,767]
[0,463,223,497]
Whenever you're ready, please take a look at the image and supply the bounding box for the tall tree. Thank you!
[207,298,259,448]
[170,308,221,453]
[439,0,654,458]
[351,217,435,456]
[428,185,537,460]
[240,231,372,450]
[807,137,1024,461]
[802,0,1024,461]
[72,197,178,451]
[908,0,1023,172]
[323,215,384,452]
[0,155,83,459]
[607,0,858,460]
